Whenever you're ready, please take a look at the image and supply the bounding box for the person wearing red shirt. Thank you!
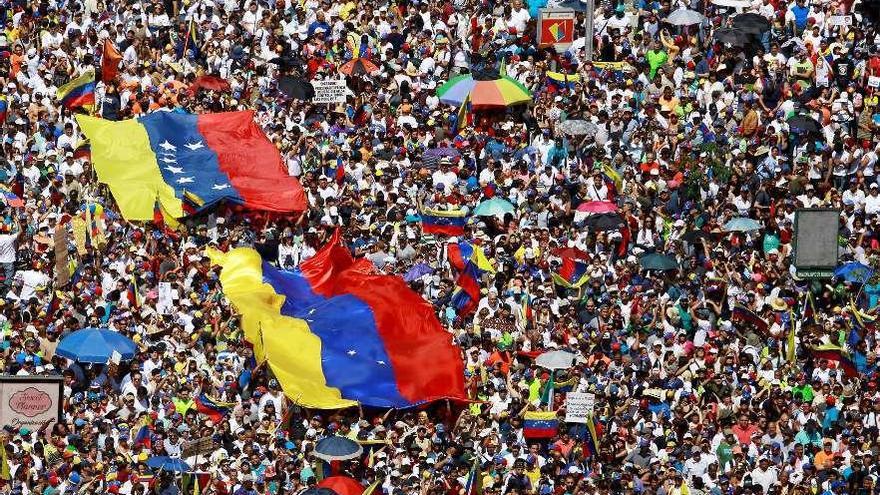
[731,415,761,445]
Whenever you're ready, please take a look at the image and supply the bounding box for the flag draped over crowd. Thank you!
[77,111,306,221]
[208,230,468,409]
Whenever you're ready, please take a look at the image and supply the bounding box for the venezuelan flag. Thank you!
[194,393,234,423]
[132,423,151,448]
[584,414,600,457]
[73,140,91,160]
[731,305,769,333]
[0,95,7,123]
[546,71,580,92]
[523,410,558,439]
[552,257,589,288]
[420,208,468,236]
[811,344,858,377]
[57,69,96,110]
[208,231,467,409]
[76,111,306,221]
[447,240,495,273]
[451,262,482,316]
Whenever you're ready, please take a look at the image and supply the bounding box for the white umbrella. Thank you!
[535,350,577,370]
[711,0,750,9]
[666,8,706,26]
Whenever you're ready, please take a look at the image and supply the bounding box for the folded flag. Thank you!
[57,69,96,110]
[451,261,482,317]
[523,411,559,439]
[194,393,235,423]
[421,208,468,236]
[811,344,858,377]
[208,230,467,409]
[77,111,306,221]
[552,257,589,288]
[132,422,151,449]
[447,240,495,273]
[731,305,768,333]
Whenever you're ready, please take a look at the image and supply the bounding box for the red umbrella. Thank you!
[339,58,379,76]
[552,247,590,261]
[317,477,364,495]
[189,75,231,93]
[576,201,618,214]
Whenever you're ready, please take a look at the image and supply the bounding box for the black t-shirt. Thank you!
[833,58,853,82]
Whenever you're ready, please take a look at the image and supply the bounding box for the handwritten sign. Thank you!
[869,76,880,88]
[312,79,348,104]
[564,392,595,424]
[0,376,63,430]
[828,15,851,26]
[157,282,173,315]
[181,436,215,459]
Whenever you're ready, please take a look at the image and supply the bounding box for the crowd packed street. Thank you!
[1,0,880,494]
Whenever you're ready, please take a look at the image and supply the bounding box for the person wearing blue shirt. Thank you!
[789,0,809,34]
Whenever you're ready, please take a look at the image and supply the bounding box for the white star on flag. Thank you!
[347,350,357,356]
[160,157,177,163]
[376,360,386,365]
[185,141,205,151]
[177,177,194,184]
[212,183,231,190]
[165,166,184,174]
[159,140,177,151]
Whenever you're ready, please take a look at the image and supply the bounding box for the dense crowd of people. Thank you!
[2,0,880,494]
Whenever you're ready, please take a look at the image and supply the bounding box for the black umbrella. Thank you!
[713,28,750,47]
[732,13,770,35]
[681,230,716,244]
[278,76,315,100]
[584,213,625,231]
[788,114,821,135]
[301,488,338,495]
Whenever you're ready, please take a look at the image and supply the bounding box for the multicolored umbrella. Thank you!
[339,58,379,76]
[436,75,532,108]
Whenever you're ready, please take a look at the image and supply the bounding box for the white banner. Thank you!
[0,376,63,430]
[869,76,880,88]
[158,282,173,315]
[312,79,348,104]
[828,15,851,26]
[564,392,595,423]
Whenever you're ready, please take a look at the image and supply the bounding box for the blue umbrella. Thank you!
[56,328,137,364]
[314,436,363,461]
[145,456,191,473]
[473,197,515,217]
[403,263,434,282]
[835,262,874,283]
[724,217,762,232]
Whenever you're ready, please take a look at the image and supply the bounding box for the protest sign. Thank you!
[564,392,595,423]
[312,79,348,104]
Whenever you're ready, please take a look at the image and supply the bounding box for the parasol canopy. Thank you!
[577,201,617,214]
[666,8,706,25]
[724,217,762,232]
[436,75,532,108]
[640,253,679,271]
[278,76,315,100]
[558,119,599,137]
[56,328,137,364]
[314,436,363,461]
[473,197,516,217]
[339,58,380,76]
[535,350,577,370]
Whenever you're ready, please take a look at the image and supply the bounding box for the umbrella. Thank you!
[713,28,750,47]
[403,263,434,282]
[339,58,380,76]
[681,230,715,243]
[835,262,874,283]
[314,436,363,461]
[780,38,806,56]
[278,76,315,100]
[473,197,515,217]
[732,13,770,35]
[422,147,461,168]
[56,328,137,364]
[666,8,705,26]
[640,253,679,271]
[711,0,750,8]
[584,213,625,231]
[318,477,364,495]
[189,75,231,93]
[788,115,821,135]
[535,350,577,370]
[724,217,762,232]
[577,201,617,214]
[146,456,191,473]
[303,489,339,495]
[557,119,598,137]
[546,0,589,10]
[436,75,532,108]
[552,247,590,261]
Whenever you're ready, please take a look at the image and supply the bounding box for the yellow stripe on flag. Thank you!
[207,247,356,409]
[76,115,184,221]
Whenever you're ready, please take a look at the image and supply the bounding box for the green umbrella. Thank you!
[639,253,679,271]
[724,217,762,232]
[473,197,515,217]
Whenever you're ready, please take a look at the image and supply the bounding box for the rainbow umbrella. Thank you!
[436,75,532,108]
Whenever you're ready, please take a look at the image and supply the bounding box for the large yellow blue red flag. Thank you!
[76,111,306,221]
[208,230,467,409]
[57,69,96,110]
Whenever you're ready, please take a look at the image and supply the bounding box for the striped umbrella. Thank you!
[436,75,532,108]
[339,58,379,76]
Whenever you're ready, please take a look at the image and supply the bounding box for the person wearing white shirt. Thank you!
[750,458,779,493]
[864,185,880,215]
